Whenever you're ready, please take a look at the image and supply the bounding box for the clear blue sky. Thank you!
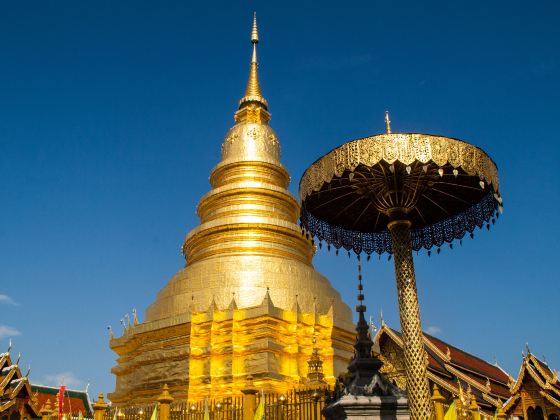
[1,0,558,398]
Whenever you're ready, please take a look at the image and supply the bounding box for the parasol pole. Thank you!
[388,211,434,420]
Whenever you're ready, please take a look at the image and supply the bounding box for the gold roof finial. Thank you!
[239,12,268,111]
[385,111,392,134]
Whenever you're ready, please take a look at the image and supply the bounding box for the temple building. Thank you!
[375,323,511,417]
[31,385,93,418]
[0,343,94,420]
[108,15,355,405]
[503,351,560,420]
[375,324,560,419]
[0,346,38,420]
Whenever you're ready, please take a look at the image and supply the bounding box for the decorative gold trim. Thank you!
[299,133,500,201]
[445,364,497,398]
[510,362,527,394]
[480,392,503,408]
[375,323,451,363]
[425,340,452,364]
[502,393,521,412]
[528,353,558,387]
[0,400,16,413]
[540,390,560,409]
[376,325,504,411]
[527,365,548,388]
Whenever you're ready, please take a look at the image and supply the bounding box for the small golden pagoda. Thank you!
[108,15,354,405]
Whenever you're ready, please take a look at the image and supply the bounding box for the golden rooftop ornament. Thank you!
[299,114,503,420]
[109,14,355,403]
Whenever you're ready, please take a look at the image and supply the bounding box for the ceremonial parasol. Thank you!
[299,114,502,419]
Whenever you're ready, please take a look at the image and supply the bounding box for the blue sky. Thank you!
[0,0,558,397]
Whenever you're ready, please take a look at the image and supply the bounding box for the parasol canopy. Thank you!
[299,133,502,255]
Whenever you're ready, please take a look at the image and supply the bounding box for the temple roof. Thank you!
[0,346,38,417]
[504,352,560,411]
[31,384,93,417]
[375,324,511,410]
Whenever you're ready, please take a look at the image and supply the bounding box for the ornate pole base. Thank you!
[388,217,434,420]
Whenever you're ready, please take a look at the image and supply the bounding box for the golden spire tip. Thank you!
[385,111,392,134]
[251,12,259,44]
[251,12,258,63]
[237,12,268,112]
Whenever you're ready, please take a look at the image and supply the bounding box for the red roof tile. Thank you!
[427,334,510,384]
[32,385,93,417]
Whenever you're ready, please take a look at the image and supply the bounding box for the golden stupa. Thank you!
[108,15,354,405]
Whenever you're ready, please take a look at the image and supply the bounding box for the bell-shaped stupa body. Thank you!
[109,16,354,404]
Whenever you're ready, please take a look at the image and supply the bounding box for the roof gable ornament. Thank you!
[369,315,377,335]
[132,308,140,326]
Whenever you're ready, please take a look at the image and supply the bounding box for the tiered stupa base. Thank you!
[109,285,354,404]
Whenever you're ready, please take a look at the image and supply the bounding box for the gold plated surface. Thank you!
[145,256,352,322]
[299,132,503,256]
[389,219,434,420]
[109,295,354,404]
[299,126,503,420]
[238,12,268,110]
[300,133,500,202]
[110,15,355,404]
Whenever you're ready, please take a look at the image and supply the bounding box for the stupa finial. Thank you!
[239,12,268,111]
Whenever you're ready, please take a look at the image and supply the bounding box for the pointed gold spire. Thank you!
[238,12,268,112]
[385,111,392,134]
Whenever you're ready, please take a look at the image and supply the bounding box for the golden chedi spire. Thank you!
[146,10,350,329]
[235,13,270,125]
[143,12,350,313]
[238,13,268,110]
[110,15,354,404]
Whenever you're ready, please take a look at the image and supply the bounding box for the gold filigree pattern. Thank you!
[300,133,500,201]
[220,122,281,165]
[110,15,357,405]
[379,340,407,390]
[389,219,434,420]
[299,133,503,255]
[299,132,503,419]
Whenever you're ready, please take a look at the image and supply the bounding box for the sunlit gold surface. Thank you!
[299,129,502,419]
[389,219,434,420]
[299,133,500,202]
[109,296,354,405]
[109,15,354,405]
